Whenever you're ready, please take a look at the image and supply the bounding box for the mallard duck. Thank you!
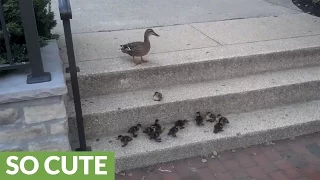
[116,135,133,147]
[168,125,179,137]
[213,120,224,134]
[128,124,142,137]
[205,112,217,123]
[153,91,163,101]
[120,29,160,65]
[217,114,229,125]
[174,119,189,129]
[195,112,204,126]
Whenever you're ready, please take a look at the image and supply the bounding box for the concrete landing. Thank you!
[50,0,301,34]
[90,99,320,172]
[58,13,320,64]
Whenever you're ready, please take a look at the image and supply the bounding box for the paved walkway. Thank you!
[51,0,300,34]
[116,132,320,180]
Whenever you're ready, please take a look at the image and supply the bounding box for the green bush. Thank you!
[0,0,57,65]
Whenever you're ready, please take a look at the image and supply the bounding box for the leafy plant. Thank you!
[0,0,57,65]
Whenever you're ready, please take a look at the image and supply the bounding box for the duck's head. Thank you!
[196,112,201,116]
[117,135,123,139]
[217,114,222,119]
[145,29,160,37]
[137,123,142,127]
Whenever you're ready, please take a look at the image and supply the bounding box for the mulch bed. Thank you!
[292,0,320,17]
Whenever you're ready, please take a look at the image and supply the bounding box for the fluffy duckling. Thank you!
[128,124,142,137]
[217,114,229,125]
[143,126,153,136]
[120,29,160,65]
[152,119,162,132]
[168,126,179,137]
[205,112,217,123]
[213,119,224,134]
[149,126,162,142]
[117,135,133,147]
[174,119,189,129]
[153,92,163,101]
[195,112,204,126]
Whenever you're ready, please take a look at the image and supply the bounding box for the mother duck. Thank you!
[120,29,160,65]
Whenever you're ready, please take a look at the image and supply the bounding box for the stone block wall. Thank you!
[0,96,70,151]
[0,41,71,152]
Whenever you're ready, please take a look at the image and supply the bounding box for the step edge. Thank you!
[65,44,320,80]
[67,73,320,118]
[113,119,320,172]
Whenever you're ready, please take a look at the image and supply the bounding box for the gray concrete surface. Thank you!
[51,0,300,34]
[65,35,320,98]
[58,24,219,63]
[89,99,320,172]
[58,14,320,64]
[59,0,320,168]
[0,41,67,104]
[67,65,320,139]
[264,0,301,10]
[192,13,320,44]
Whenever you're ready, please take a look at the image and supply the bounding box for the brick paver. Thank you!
[117,132,320,180]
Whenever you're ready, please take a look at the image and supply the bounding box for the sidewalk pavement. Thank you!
[116,132,320,180]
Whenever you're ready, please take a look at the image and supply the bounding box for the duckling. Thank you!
[143,126,153,136]
[149,126,162,142]
[116,135,133,147]
[205,112,217,123]
[168,126,179,137]
[120,29,160,65]
[195,112,204,126]
[153,92,163,101]
[175,119,189,129]
[217,114,229,125]
[128,124,142,137]
[213,119,224,134]
[152,119,162,132]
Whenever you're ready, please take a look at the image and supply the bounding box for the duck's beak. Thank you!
[153,32,160,37]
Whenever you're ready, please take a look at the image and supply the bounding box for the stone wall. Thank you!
[0,96,70,151]
[0,41,71,152]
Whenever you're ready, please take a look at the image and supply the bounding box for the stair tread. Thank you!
[67,65,320,117]
[89,99,320,160]
[65,35,320,78]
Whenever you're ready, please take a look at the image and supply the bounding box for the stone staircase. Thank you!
[62,13,320,172]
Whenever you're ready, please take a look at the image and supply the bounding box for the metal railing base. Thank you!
[66,66,80,73]
[27,72,51,84]
[75,146,92,151]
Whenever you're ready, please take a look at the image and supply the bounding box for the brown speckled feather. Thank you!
[120,41,150,57]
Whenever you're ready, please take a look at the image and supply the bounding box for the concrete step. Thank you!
[88,99,320,172]
[67,65,320,140]
[65,35,320,98]
[62,13,320,98]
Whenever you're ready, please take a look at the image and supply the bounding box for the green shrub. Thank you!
[0,0,57,65]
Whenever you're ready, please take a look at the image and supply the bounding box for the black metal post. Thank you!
[59,0,90,151]
[18,0,51,84]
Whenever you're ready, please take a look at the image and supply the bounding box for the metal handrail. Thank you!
[0,0,51,84]
[58,0,90,151]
